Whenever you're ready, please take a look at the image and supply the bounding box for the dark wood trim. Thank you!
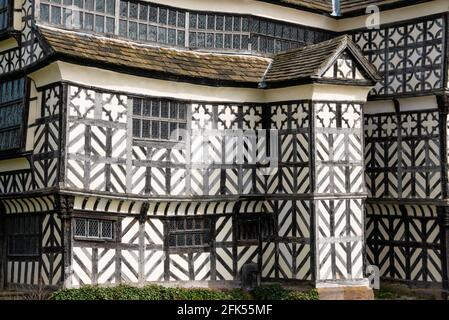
[0,201,6,289]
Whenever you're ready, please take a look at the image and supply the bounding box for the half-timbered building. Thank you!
[0,0,448,298]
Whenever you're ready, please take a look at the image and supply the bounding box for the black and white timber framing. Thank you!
[0,0,449,297]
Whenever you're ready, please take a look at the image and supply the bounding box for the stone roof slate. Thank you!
[37,26,379,88]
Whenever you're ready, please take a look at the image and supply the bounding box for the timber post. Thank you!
[55,194,74,289]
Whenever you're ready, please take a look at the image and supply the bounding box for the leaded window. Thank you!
[39,0,116,34]
[168,217,211,248]
[250,17,332,54]
[132,97,187,142]
[7,215,40,257]
[0,78,27,152]
[74,218,114,240]
[235,215,276,241]
[119,0,186,45]
[188,12,250,50]
[0,0,11,30]
[36,0,334,54]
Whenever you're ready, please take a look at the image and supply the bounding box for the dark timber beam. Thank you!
[55,194,75,289]
[437,94,449,299]
[0,202,6,290]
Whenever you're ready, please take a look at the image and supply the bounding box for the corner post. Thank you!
[56,194,74,289]
[437,94,449,299]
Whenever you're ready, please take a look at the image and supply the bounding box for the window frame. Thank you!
[166,216,212,251]
[73,217,115,241]
[131,96,188,143]
[234,214,276,244]
[6,214,41,258]
[38,0,117,34]
[0,0,13,33]
[0,76,30,156]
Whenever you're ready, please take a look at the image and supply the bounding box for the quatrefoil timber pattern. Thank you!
[352,15,445,98]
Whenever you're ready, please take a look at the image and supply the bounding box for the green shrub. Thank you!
[51,284,319,301]
[226,288,253,300]
[251,284,290,300]
[285,289,319,300]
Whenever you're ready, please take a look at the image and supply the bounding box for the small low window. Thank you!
[7,215,40,257]
[235,214,276,241]
[168,217,211,248]
[74,218,114,240]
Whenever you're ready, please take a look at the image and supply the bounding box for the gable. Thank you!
[322,51,366,80]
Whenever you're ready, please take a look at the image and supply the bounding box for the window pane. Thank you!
[51,6,62,24]
[101,221,113,239]
[177,12,185,28]
[75,219,86,237]
[207,15,215,30]
[149,6,157,22]
[95,15,104,33]
[168,10,176,26]
[139,4,148,21]
[186,219,193,230]
[189,13,197,29]
[151,121,159,139]
[160,121,168,140]
[139,24,147,41]
[177,30,185,46]
[106,17,114,33]
[216,16,224,30]
[85,0,94,11]
[119,19,127,36]
[178,104,186,120]
[158,27,167,43]
[159,8,167,24]
[148,25,157,41]
[132,119,141,137]
[142,99,151,116]
[177,234,185,246]
[106,0,115,15]
[40,4,50,22]
[225,16,232,31]
[142,120,151,138]
[129,2,138,19]
[95,0,105,13]
[160,100,168,118]
[170,103,178,119]
[198,14,206,29]
[168,28,176,45]
[151,100,160,117]
[119,0,127,18]
[88,220,99,237]
[129,21,137,39]
[85,13,94,30]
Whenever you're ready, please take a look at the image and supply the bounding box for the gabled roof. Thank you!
[262,35,381,87]
[37,26,271,87]
[259,0,433,16]
[36,26,380,89]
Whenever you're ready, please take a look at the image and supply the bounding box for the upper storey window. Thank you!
[0,0,11,31]
[119,1,186,46]
[37,0,334,54]
[39,0,117,34]
[188,13,250,51]
[0,78,28,153]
